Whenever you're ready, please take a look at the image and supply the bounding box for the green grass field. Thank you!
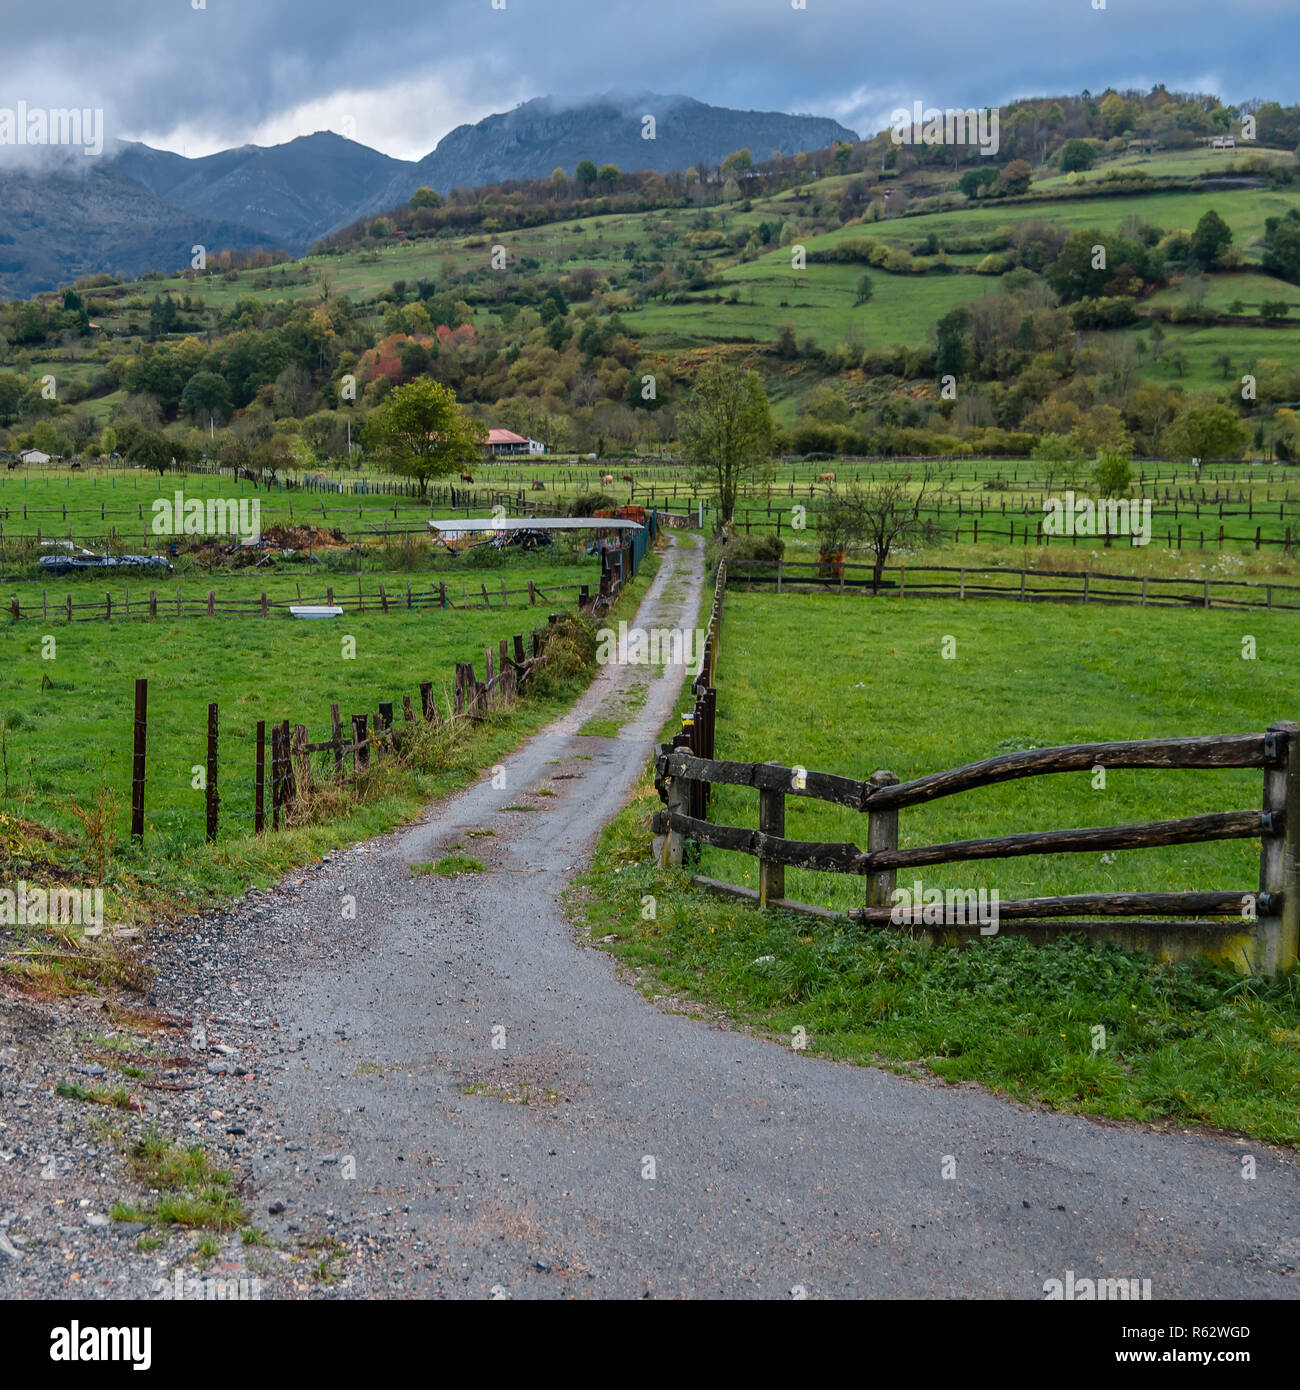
[699,590,1292,916]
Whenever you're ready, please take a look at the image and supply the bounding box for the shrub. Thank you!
[569,491,618,516]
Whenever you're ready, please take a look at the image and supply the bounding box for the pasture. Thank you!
[697,589,1293,915]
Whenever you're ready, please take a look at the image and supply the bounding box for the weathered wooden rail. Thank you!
[5,578,591,623]
[727,558,1300,612]
[653,723,1300,973]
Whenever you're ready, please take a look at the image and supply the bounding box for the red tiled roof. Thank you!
[487,429,527,445]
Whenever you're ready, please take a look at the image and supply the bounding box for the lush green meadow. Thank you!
[2,600,555,843]
[699,590,1294,916]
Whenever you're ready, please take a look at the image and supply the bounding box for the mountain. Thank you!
[0,94,858,298]
[377,93,860,207]
[0,161,271,300]
[112,132,416,249]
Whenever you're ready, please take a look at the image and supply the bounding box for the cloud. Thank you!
[5,0,1297,160]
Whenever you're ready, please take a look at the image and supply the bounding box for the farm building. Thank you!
[485,428,545,457]
[1210,135,1236,149]
[18,448,51,464]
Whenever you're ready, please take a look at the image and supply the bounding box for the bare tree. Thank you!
[820,471,938,593]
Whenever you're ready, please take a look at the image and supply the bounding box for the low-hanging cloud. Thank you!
[3,0,1296,162]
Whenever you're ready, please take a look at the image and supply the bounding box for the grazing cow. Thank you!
[601,473,614,486]
[460,472,475,483]
[530,480,546,490]
[621,474,635,484]
[817,472,836,482]
[5,460,17,471]
[69,461,82,471]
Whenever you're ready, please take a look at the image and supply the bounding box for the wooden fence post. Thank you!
[293,724,312,796]
[353,714,369,772]
[420,681,436,723]
[205,702,219,843]
[660,742,687,868]
[279,720,294,810]
[131,678,147,842]
[255,720,265,834]
[330,703,343,775]
[1260,722,1300,972]
[865,770,900,913]
[758,762,786,907]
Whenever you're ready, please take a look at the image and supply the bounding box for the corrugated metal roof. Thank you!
[428,516,644,533]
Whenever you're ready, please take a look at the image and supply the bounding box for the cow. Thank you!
[460,472,475,483]
[817,472,836,483]
[601,474,614,486]
[69,461,82,470]
[621,474,635,484]
[5,460,17,471]
[530,480,546,490]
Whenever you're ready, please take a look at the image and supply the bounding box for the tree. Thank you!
[1093,446,1133,498]
[1262,210,1300,283]
[1059,139,1096,173]
[678,361,773,530]
[1190,209,1233,270]
[0,373,23,426]
[959,167,998,199]
[409,187,441,209]
[363,377,484,500]
[575,160,598,191]
[854,273,874,306]
[996,159,1033,196]
[933,306,971,377]
[180,371,232,422]
[1160,403,1250,461]
[127,430,176,476]
[820,474,937,593]
[597,163,621,189]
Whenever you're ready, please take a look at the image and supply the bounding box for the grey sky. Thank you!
[4,0,1296,161]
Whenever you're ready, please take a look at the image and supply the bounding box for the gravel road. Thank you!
[3,535,1297,1300]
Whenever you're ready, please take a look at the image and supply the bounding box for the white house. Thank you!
[485,428,546,457]
[18,448,51,464]
[1210,135,1236,150]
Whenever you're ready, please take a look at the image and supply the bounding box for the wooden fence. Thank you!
[129,613,575,845]
[728,558,1300,612]
[653,725,1300,972]
[655,561,724,826]
[6,578,591,624]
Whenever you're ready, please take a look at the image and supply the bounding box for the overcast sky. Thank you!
[4,0,1297,162]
